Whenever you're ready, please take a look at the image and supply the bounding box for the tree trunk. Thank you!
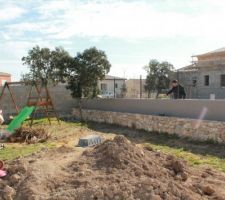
[78,98,83,121]
[156,91,159,99]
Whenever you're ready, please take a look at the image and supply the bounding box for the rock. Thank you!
[181,172,188,181]
[201,185,215,196]
[167,159,185,174]
[10,174,21,185]
[78,171,85,176]
[144,146,154,151]
[105,189,114,199]
[201,172,209,178]
[3,185,15,200]
[151,194,161,200]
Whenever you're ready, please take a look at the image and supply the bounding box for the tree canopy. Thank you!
[66,47,111,99]
[144,59,174,98]
[21,45,73,85]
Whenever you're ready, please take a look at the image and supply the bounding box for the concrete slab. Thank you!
[77,135,102,147]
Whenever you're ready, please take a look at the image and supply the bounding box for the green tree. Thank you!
[21,46,73,85]
[120,83,127,98]
[66,47,111,119]
[144,59,174,98]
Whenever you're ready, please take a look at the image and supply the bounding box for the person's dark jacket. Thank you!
[167,84,186,99]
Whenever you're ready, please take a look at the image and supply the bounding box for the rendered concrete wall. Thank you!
[180,66,225,99]
[73,108,225,143]
[2,83,225,122]
[197,67,225,99]
[0,85,76,117]
[81,98,225,122]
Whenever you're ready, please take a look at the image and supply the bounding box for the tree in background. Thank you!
[21,46,73,85]
[120,83,127,98]
[144,59,174,98]
[66,47,111,119]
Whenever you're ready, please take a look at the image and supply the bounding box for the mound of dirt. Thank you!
[61,136,216,200]
[1,136,225,200]
[8,127,50,144]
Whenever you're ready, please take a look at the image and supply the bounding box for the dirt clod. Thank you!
[201,185,215,196]
[3,185,15,200]
[10,174,21,185]
[8,127,50,144]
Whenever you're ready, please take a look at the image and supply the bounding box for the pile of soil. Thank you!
[62,136,225,200]
[1,136,225,200]
[8,127,50,144]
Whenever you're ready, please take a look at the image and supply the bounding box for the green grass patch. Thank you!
[0,119,85,161]
[0,142,57,161]
[144,143,225,172]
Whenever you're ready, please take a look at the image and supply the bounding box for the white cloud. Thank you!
[33,0,225,41]
[3,0,225,41]
[0,3,25,21]
[2,0,225,80]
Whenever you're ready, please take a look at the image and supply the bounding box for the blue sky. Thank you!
[1,0,225,80]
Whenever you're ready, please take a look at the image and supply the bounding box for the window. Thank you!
[192,80,197,87]
[221,74,225,87]
[115,83,118,88]
[100,83,107,91]
[204,75,209,86]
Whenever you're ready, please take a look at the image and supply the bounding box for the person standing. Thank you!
[167,80,186,99]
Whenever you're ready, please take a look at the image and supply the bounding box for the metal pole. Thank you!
[140,75,142,99]
[177,70,180,98]
[114,78,116,98]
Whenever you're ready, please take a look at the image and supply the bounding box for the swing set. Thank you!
[0,81,60,127]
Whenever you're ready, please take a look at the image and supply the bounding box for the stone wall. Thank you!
[73,108,225,143]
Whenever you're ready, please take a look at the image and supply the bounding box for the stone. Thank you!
[73,108,225,143]
[3,185,15,200]
[181,172,188,181]
[201,185,215,196]
[10,174,21,185]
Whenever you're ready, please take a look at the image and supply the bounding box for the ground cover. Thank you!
[0,119,225,199]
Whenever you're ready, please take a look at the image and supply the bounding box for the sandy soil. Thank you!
[1,135,225,200]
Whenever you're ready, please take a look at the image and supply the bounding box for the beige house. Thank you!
[125,79,148,98]
[0,72,11,86]
[98,75,126,97]
[179,47,225,99]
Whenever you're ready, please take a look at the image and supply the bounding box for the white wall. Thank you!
[81,98,225,122]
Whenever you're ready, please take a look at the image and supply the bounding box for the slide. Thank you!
[6,106,35,133]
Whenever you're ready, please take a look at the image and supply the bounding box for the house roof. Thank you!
[104,75,126,80]
[126,79,146,82]
[0,72,11,76]
[193,47,225,57]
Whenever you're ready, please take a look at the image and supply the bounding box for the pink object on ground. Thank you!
[0,169,6,177]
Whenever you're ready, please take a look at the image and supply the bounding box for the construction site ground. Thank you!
[0,119,225,200]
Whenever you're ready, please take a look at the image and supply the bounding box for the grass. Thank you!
[0,118,85,161]
[0,142,57,161]
[144,143,225,172]
[1,119,225,173]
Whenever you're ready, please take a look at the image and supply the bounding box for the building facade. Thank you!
[98,75,126,97]
[125,79,148,98]
[179,47,225,99]
[0,72,11,86]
